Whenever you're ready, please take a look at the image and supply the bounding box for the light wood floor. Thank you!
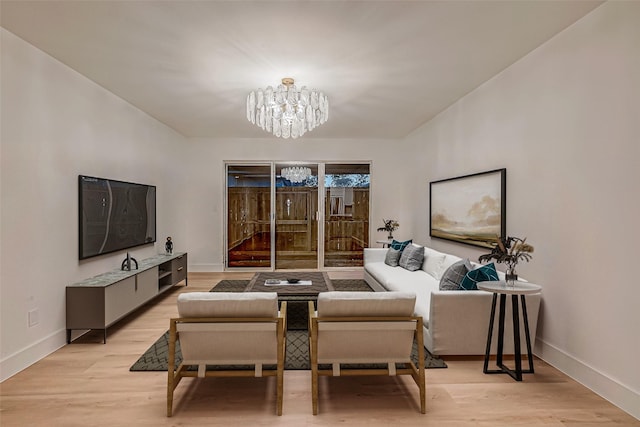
[1,271,638,426]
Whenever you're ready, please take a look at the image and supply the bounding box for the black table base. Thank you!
[483,293,534,381]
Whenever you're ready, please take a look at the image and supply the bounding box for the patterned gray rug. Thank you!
[129,279,447,371]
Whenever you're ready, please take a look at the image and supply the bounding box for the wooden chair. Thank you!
[167,292,286,416]
[309,291,426,414]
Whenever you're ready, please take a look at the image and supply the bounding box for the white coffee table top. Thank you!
[477,280,542,295]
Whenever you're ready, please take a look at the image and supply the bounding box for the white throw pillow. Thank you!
[422,247,447,279]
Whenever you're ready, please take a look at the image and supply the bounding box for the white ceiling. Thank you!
[1,0,602,140]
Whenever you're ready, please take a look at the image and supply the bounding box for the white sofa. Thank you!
[364,246,541,356]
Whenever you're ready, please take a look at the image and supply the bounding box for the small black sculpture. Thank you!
[121,252,138,271]
[165,236,173,254]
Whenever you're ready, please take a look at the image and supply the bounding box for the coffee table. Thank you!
[245,272,334,300]
[246,272,335,330]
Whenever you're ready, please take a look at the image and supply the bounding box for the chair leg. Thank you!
[276,313,286,416]
[416,318,426,414]
[309,314,319,415]
[167,321,177,417]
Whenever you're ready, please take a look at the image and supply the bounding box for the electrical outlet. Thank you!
[28,309,39,327]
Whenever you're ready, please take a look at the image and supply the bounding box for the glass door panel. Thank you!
[324,164,370,267]
[275,163,318,269]
[226,165,271,268]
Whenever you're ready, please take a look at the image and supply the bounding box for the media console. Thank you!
[66,252,187,343]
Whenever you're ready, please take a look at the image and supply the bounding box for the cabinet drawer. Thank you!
[172,254,187,283]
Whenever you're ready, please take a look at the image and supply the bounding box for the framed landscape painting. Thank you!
[429,168,506,248]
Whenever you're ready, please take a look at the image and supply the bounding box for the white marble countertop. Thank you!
[69,252,186,287]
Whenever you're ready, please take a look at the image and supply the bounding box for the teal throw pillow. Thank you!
[439,259,473,291]
[389,239,412,252]
[460,263,499,290]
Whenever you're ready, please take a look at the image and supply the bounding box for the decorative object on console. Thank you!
[281,166,312,183]
[478,236,534,285]
[246,77,329,139]
[429,168,506,249]
[377,219,400,240]
[121,252,138,271]
[165,236,173,254]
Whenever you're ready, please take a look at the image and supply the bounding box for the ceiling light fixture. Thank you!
[247,78,328,139]
[281,166,312,183]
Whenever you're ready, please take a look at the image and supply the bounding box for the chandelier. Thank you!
[246,77,329,139]
[281,166,312,183]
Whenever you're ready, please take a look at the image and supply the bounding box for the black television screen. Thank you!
[79,175,156,260]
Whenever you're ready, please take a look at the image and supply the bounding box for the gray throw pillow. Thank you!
[398,244,424,271]
[440,259,473,290]
[384,248,402,267]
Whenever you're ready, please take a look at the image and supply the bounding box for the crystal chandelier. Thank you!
[246,78,329,139]
[281,166,312,183]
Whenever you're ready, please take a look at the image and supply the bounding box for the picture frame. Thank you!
[429,168,506,248]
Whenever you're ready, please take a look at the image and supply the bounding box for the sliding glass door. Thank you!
[226,165,271,268]
[324,164,370,267]
[275,163,319,269]
[226,162,370,270]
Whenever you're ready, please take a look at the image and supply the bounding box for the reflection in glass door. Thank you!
[275,164,318,269]
[324,164,370,267]
[226,165,271,268]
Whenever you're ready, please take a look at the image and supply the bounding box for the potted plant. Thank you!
[377,219,399,240]
[479,236,534,284]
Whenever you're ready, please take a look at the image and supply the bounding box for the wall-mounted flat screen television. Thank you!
[79,175,156,260]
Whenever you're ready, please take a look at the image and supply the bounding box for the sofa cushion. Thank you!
[460,263,499,290]
[390,239,412,251]
[422,247,448,279]
[399,243,424,271]
[439,259,473,290]
[384,248,402,267]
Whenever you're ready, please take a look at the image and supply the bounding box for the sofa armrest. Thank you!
[427,289,541,355]
[364,248,387,264]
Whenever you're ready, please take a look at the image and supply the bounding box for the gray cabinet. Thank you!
[66,252,187,343]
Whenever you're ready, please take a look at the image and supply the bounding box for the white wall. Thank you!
[405,2,639,418]
[0,29,188,381]
[183,137,410,271]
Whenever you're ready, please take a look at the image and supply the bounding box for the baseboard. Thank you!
[535,339,640,421]
[188,262,223,272]
[0,329,67,382]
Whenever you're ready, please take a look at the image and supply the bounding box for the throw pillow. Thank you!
[384,248,402,267]
[398,243,424,271]
[460,263,499,290]
[422,248,447,279]
[439,259,473,290]
[389,239,412,252]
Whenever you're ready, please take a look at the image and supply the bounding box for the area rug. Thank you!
[129,278,447,371]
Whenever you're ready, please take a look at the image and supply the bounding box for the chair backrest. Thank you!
[314,291,418,365]
[317,291,416,317]
[177,291,278,318]
[175,292,280,366]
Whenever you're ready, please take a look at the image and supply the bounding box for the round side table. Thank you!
[375,240,393,248]
[477,280,542,381]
